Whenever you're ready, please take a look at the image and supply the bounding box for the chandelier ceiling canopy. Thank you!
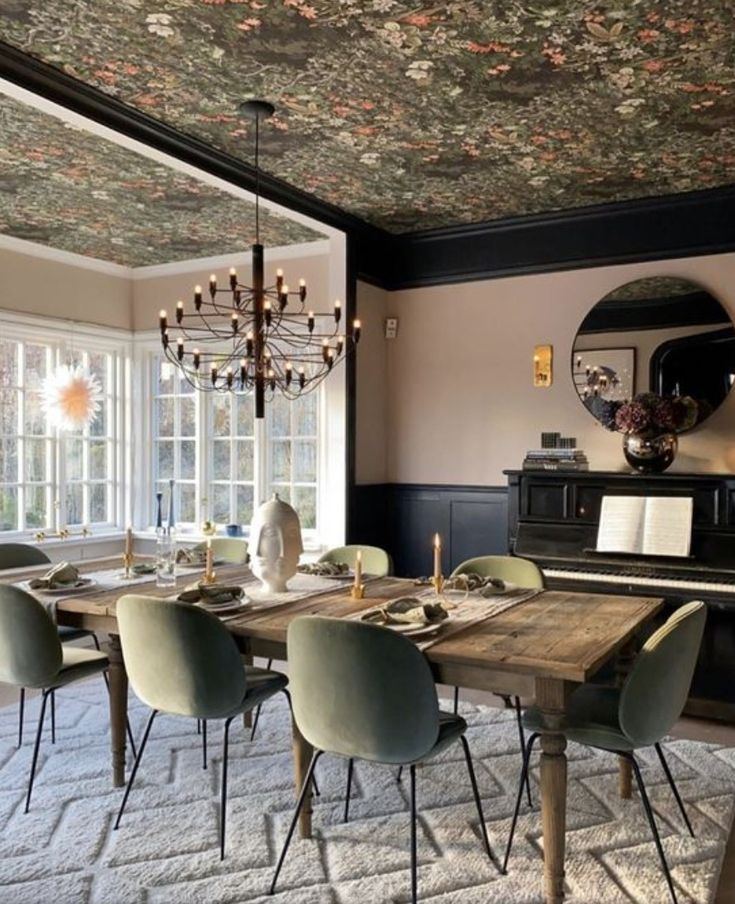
[158,100,360,418]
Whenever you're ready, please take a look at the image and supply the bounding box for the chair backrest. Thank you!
[450,555,544,588]
[318,545,392,577]
[288,616,439,764]
[0,543,51,571]
[117,595,247,719]
[0,584,62,688]
[191,537,249,565]
[619,600,706,747]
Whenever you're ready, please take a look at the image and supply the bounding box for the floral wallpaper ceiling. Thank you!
[0,94,323,267]
[1,1,734,233]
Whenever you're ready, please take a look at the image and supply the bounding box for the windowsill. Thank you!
[133,528,326,556]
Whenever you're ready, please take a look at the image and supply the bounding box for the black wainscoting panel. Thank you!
[350,483,509,578]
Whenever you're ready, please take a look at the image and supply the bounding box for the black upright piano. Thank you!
[506,469,735,722]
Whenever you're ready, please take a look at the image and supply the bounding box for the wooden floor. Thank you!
[2,679,733,901]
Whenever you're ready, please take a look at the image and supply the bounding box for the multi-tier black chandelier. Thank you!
[158,100,360,418]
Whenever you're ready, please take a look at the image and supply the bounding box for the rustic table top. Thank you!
[5,557,663,684]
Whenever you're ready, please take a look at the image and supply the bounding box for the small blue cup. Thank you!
[225,524,242,537]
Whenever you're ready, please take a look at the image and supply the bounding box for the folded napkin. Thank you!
[131,562,157,575]
[362,597,448,627]
[176,547,206,565]
[177,582,244,607]
[29,561,80,590]
[297,561,350,577]
[441,572,508,595]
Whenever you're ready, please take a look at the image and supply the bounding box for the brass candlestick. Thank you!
[122,552,133,580]
[202,569,217,585]
[432,574,444,595]
[350,583,365,600]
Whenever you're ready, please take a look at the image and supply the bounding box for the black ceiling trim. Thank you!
[386,186,735,289]
[2,41,735,290]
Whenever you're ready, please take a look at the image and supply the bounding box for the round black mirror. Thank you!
[572,277,735,431]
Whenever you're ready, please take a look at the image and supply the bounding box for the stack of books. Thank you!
[522,449,589,471]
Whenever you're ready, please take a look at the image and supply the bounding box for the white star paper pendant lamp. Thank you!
[41,364,102,431]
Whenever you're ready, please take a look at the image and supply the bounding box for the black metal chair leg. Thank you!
[629,753,679,904]
[202,719,208,770]
[278,690,319,797]
[220,716,234,860]
[114,709,157,830]
[344,758,354,823]
[18,687,25,748]
[409,763,418,904]
[502,731,539,874]
[513,696,532,808]
[91,633,101,652]
[269,750,323,895]
[460,735,501,872]
[197,719,201,735]
[250,658,274,742]
[50,689,56,745]
[25,689,50,813]
[396,765,404,783]
[453,687,460,714]
[655,742,695,838]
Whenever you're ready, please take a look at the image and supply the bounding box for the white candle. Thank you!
[125,527,133,559]
[433,533,442,580]
[354,549,363,588]
[205,537,213,580]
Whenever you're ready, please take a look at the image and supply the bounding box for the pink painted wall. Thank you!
[356,251,735,486]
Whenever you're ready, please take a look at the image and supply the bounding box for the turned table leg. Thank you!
[292,713,314,839]
[536,678,571,904]
[616,640,635,800]
[107,634,129,788]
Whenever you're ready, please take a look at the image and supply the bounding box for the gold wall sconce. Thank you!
[533,344,553,387]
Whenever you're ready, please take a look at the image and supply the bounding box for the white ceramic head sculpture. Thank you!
[249,494,303,593]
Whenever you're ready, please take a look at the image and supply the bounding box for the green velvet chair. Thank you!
[0,542,105,748]
[190,537,249,565]
[114,594,288,860]
[318,544,392,577]
[0,584,109,812]
[450,554,545,805]
[503,600,707,904]
[249,543,392,745]
[269,616,500,902]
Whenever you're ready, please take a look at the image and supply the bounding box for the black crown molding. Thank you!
[2,41,735,291]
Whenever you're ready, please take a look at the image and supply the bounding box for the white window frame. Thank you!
[0,311,129,541]
[133,330,344,549]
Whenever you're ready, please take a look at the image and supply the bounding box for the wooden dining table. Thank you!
[9,557,663,904]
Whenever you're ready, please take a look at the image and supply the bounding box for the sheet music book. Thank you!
[596,495,693,557]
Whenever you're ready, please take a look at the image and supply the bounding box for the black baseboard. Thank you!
[350,483,509,578]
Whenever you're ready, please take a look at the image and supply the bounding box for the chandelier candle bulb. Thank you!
[308,311,315,333]
[299,278,306,302]
[162,330,169,349]
[264,300,272,326]
[334,299,341,323]
[175,301,184,324]
[353,319,362,342]
[299,367,306,389]
[286,362,293,386]
[337,335,344,355]
[211,364,218,385]
[209,274,217,296]
[176,337,184,361]
[229,267,237,289]
[268,369,276,391]
[279,286,288,309]
[276,268,284,290]
[159,310,167,332]
[193,348,200,369]
[226,367,234,388]
[194,285,203,308]
[246,332,254,357]
[231,312,239,334]
[327,349,334,369]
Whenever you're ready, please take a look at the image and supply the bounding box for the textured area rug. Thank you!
[0,679,733,904]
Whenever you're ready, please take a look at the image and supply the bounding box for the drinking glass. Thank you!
[156,530,177,589]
